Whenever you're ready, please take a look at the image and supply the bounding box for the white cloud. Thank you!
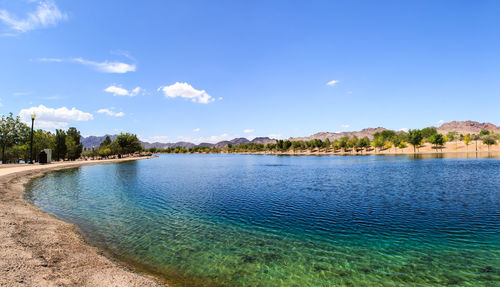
[104,85,141,97]
[341,124,350,129]
[268,134,282,139]
[144,136,169,143]
[193,128,200,132]
[436,120,444,125]
[159,82,214,104]
[36,57,136,73]
[97,108,124,117]
[399,128,409,132]
[243,129,254,133]
[327,80,339,86]
[18,105,93,129]
[176,133,232,144]
[0,0,67,34]
[73,58,136,73]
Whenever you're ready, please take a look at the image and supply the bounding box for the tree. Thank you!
[464,133,471,152]
[66,127,83,159]
[54,129,67,161]
[66,136,80,160]
[398,141,408,151]
[0,113,29,163]
[429,134,446,150]
[356,137,370,153]
[482,135,497,152]
[480,129,490,136]
[100,135,112,148]
[115,133,142,154]
[421,127,438,141]
[33,130,55,162]
[407,129,423,153]
[447,131,458,149]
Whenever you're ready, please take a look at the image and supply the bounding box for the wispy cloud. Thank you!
[193,128,200,132]
[159,82,214,104]
[36,57,136,74]
[243,129,254,133]
[97,108,124,117]
[341,124,350,129]
[436,120,444,125]
[0,0,67,34]
[176,133,232,144]
[73,58,136,73]
[327,80,339,86]
[18,105,93,129]
[268,134,282,139]
[399,128,409,132]
[141,135,170,143]
[104,85,141,97]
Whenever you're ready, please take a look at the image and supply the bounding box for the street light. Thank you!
[29,113,36,164]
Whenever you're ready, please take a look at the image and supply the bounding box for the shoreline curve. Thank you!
[0,157,167,287]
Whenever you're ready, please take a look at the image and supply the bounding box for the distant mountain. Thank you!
[437,121,500,135]
[288,127,387,142]
[81,134,117,149]
[80,121,500,150]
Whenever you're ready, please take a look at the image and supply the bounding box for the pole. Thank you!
[29,117,34,164]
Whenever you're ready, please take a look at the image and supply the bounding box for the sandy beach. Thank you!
[0,157,164,287]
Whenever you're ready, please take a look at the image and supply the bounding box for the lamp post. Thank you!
[29,113,36,164]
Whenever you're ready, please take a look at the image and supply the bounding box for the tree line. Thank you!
[0,113,142,164]
[149,127,500,154]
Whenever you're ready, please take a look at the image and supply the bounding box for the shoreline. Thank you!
[0,156,166,287]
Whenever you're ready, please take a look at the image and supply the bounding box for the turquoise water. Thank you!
[26,154,499,286]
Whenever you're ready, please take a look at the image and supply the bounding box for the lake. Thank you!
[26,154,500,286]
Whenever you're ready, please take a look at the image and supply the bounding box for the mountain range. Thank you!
[80,121,500,149]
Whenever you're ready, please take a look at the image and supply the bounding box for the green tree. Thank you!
[114,133,142,154]
[66,136,80,160]
[429,133,446,150]
[100,135,112,148]
[66,127,83,159]
[407,129,423,153]
[33,130,55,162]
[464,134,471,152]
[54,129,67,161]
[480,129,490,136]
[421,127,438,140]
[482,135,497,152]
[0,113,29,163]
[446,131,458,149]
[356,137,370,152]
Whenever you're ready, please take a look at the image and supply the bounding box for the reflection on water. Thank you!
[402,151,500,159]
[26,154,500,286]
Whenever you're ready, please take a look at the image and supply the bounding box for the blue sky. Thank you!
[1,0,499,143]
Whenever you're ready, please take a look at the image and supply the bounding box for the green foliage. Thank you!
[407,129,423,153]
[480,129,490,136]
[482,135,497,151]
[356,137,370,149]
[446,131,458,142]
[0,113,29,163]
[421,127,438,140]
[115,133,142,154]
[100,135,112,148]
[429,133,446,147]
[54,129,67,161]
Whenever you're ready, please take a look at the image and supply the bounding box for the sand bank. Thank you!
[0,157,164,287]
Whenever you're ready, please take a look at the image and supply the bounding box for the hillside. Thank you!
[81,121,500,150]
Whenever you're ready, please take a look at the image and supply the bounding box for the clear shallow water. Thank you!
[26,154,500,286]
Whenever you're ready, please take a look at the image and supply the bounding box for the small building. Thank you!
[39,149,52,164]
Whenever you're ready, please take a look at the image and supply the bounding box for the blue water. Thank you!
[26,154,500,286]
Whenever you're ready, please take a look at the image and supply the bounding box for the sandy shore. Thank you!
[0,157,165,287]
